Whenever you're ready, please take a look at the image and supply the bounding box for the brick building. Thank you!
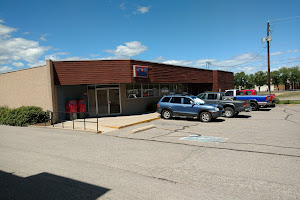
[0,59,233,120]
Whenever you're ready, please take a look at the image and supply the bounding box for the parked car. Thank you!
[197,92,251,118]
[237,89,276,107]
[224,89,271,111]
[157,95,223,122]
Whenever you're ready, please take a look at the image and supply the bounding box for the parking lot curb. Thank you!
[101,117,161,129]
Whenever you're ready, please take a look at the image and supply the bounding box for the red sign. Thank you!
[133,65,148,78]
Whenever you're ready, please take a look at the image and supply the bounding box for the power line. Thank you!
[269,16,300,22]
[211,46,267,68]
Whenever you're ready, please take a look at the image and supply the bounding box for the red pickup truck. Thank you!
[237,89,275,107]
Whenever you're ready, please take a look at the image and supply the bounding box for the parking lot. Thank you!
[0,105,299,199]
[104,105,300,156]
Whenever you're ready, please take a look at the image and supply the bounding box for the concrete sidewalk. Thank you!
[50,113,160,133]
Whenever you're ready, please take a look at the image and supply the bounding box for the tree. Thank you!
[245,74,255,89]
[288,66,300,90]
[270,70,280,91]
[254,71,267,92]
[234,72,248,89]
[279,67,291,89]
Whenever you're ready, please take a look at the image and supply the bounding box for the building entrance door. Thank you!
[96,88,120,115]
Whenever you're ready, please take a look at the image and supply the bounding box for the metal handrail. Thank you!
[47,111,100,133]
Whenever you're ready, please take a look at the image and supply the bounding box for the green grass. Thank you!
[276,91,300,98]
[277,100,300,104]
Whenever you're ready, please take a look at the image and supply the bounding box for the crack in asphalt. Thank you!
[147,124,199,139]
[283,108,300,124]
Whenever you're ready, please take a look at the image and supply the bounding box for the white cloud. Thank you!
[27,60,46,67]
[104,41,147,58]
[120,3,126,10]
[0,19,4,23]
[271,51,284,56]
[0,24,17,36]
[39,33,48,41]
[23,32,30,35]
[12,62,24,68]
[0,22,50,68]
[0,66,13,73]
[162,60,193,66]
[287,49,299,53]
[0,37,50,64]
[136,6,151,14]
[90,54,101,58]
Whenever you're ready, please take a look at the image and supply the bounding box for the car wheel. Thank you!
[199,112,212,122]
[224,107,234,118]
[161,110,172,119]
[250,102,259,111]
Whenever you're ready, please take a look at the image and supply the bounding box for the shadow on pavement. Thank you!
[169,117,224,123]
[234,115,252,119]
[0,171,110,200]
[258,108,272,111]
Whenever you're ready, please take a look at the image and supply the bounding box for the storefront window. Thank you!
[126,83,189,98]
[161,84,169,96]
[153,84,159,97]
[148,84,154,97]
[142,84,149,98]
[126,84,141,98]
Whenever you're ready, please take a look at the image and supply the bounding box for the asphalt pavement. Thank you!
[0,105,299,199]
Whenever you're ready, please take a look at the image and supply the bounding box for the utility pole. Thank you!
[267,21,271,95]
[206,61,211,69]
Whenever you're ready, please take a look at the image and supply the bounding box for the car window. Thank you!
[207,94,217,99]
[225,91,233,96]
[191,97,205,105]
[170,97,181,104]
[161,97,171,102]
[245,91,252,95]
[198,93,206,99]
[183,97,192,104]
[236,91,243,95]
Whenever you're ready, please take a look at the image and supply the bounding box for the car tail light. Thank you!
[243,102,246,107]
[157,103,160,108]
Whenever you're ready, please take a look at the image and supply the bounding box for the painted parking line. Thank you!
[180,135,227,143]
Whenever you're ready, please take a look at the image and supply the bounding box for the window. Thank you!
[170,97,181,104]
[198,93,206,99]
[236,91,243,95]
[245,91,252,95]
[126,84,142,98]
[153,85,159,97]
[225,91,234,96]
[161,97,171,102]
[207,94,217,99]
[142,84,149,98]
[183,97,192,104]
[161,85,169,96]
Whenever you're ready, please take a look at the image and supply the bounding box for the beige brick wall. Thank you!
[0,65,54,111]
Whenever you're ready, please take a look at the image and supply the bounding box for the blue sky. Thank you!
[0,0,299,74]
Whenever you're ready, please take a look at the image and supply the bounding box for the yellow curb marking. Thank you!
[100,117,160,129]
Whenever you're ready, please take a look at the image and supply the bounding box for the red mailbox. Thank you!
[65,100,77,113]
[78,99,86,113]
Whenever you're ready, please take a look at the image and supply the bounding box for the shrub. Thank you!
[0,106,49,127]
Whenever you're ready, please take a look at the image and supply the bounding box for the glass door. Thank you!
[109,89,120,114]
[97,89,108,114]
